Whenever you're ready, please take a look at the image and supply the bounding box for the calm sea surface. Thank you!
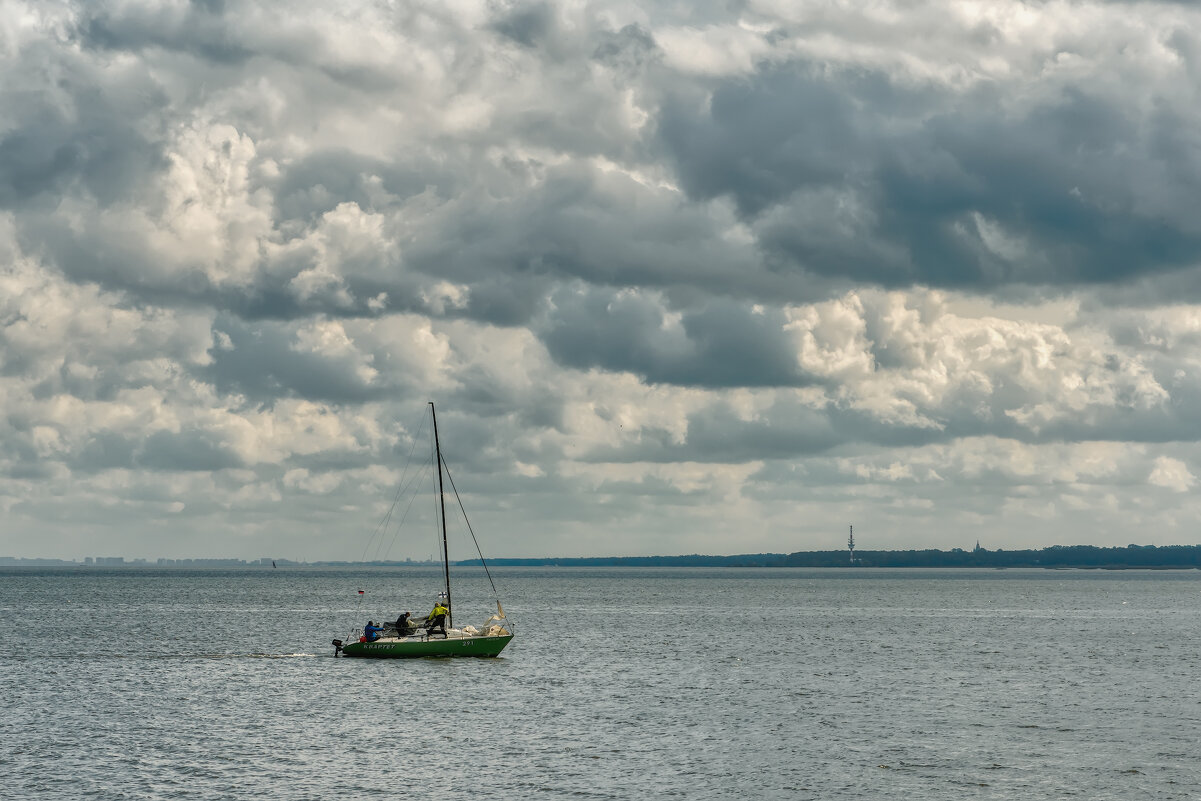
[2,566,1200,799]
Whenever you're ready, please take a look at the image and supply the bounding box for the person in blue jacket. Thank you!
[364,620,383,642]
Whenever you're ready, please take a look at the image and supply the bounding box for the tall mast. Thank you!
[430,402,452,629]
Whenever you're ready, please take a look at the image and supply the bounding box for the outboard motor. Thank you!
[332,639,343,657]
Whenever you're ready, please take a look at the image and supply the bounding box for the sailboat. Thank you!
[332,402,514,658]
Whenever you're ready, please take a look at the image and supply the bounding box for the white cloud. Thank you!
[1148,456,1195,493]
[656,24,771,76]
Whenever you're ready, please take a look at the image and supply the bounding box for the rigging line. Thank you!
[371,461,428,562]
[378,451,435,562]
[441,460,501,601]
[360,411,429,562]
[371,444,433,562]
[373,452,434,562]
[360,489,396,563]
[363,453,422,563]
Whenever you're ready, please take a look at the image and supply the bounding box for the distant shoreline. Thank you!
[7,544,1201,570]
[457,544,1201,570]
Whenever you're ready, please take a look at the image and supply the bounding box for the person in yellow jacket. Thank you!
[425,601,448,637]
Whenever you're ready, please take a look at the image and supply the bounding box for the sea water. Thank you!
[2,566,1200,799]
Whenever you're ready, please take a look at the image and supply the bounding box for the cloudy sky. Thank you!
[4,0,1201,561]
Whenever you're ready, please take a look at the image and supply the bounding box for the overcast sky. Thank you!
[4,0,1201,561]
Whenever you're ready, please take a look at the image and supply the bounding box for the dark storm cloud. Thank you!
[869,93,1201,286]
[659,67,864,218]
[77,2,256,64]
[73,432,139,473]
[2,459,60,481]
[539,288,816,388]
[0,44,167,209]
[137,429,242,472]
[660,66,1201,293]
[442,362,565,432]
[490,2,555,49]
[200,317,388,404]
[400,163,776,321]
[454,275,551,328]
[592,24,658,82]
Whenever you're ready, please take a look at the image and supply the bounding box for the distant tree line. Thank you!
[775,544,1201,569]
[463,545,1201,569]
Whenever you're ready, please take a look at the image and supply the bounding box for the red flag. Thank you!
[357,590,364,595]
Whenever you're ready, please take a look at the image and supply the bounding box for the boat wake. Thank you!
[196,652,321,659]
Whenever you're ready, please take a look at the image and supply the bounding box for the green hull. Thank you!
[341,634,512,659]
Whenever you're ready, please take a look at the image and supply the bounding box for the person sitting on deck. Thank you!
[424,602,448,638]
[363,620,383,642]
[393,612,413,635]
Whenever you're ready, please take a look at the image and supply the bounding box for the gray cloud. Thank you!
[491,2,555,49]
[137,429,243,472]
[659,67,864,218]
[0,46,167,210]
[273,151,449,225]
[539,288,819,387]
[200,318,385,404]
[78,2,257,64]
[6,0,1201,559]
[663,69,1201,293]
